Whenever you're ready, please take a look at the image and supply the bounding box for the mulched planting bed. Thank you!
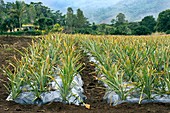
[0,36,169,113]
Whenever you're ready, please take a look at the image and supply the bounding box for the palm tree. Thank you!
[10,1,26,30]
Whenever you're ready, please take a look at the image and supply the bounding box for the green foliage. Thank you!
[25,30,43,35]
[82,35,170,104]
[10,1,26,29]
[133,25,152,35]
[3,34,83,103]
[1,18,15,32]
[37,17,54,30]
[92,22,97,30]
[0,1,65,33]
[76,9,87,28]
[65,7,89,34]
[58,38,82,102]
[0,30,43,36]
[166,30,170,34]
[65,7,75,33]
[128,22,140,34]
[116,13,126,26]
[115,25,131,35]
[140,16,156,32]
[52,24,63,32]
[2,33,170,105]
[156,9,170,32]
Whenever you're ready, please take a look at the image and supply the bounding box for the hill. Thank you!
[94,0,170,23]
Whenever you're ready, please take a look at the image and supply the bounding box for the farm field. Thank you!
[0,35,170,113]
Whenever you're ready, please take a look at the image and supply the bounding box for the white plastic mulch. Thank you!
[6,74,86,105]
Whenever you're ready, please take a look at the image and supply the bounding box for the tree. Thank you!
[156,9,170,32]
[0,0,4,30]
[27,4,36,24]
[0,0,6,29]
[66,7,75,33]
[128,22,140,30]
[140,15,156,32]
[38,17,53,30]
[46,18,54,30]
[0,0,5,18]
[38,17,46,30]
[92,22,97,31]
[133,25,151,35]
[0,18,3,32]
[111,18,116,25]
[76,8,87,28]
[116,13,126,25]
[105,26,116,35]
[31,2,43,19]
[10,1,26,29]
[115,24,131,35]
[74,8,90,34]
[97,24,107,35]
[1,18,15,32]
[51,10,65,26]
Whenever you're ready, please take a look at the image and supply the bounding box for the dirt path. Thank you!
[0,36,169,113]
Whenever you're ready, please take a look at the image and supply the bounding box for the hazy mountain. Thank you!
[94,0,170,23]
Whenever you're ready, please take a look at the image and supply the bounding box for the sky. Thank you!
[4,0,121,12]
[5,0,57,7]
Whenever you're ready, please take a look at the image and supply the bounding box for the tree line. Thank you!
[0,0,170,35]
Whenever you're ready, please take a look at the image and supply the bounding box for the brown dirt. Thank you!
[0,36,169,113]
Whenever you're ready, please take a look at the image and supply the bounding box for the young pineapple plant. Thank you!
[82,35,170,105]
[57,36,83,103]
[82,37,133,105]
[3,34,86,106]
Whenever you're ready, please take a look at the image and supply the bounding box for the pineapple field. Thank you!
[0,34,170,113]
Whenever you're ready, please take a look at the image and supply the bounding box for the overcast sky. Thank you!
[4,0,121,10]
[4,0,56,6]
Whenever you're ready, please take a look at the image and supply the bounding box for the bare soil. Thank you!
[0,36,169,113]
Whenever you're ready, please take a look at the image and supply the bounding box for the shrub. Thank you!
[166,30,170,34]
[51,24,63,32]
[25,30,42,35]
[0,30,43,36]
[133,25,152,35]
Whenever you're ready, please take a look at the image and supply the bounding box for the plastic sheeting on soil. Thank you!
[6,74,86,105]
[87,53,98,63]
[103,84,170,106]
[87,54,170,106]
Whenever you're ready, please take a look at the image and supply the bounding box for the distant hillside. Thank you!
[89,0,170,23]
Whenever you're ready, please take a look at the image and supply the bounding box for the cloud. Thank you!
[4,0,121,13]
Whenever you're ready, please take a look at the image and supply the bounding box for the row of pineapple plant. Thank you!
[81,35,170,104]
[3,34,87,105]
[2,33,170,106]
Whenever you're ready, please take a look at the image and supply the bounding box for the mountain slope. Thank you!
[91,0,170,23]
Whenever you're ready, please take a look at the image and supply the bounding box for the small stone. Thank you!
[37,109,45,112]
[4,107,9,111]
